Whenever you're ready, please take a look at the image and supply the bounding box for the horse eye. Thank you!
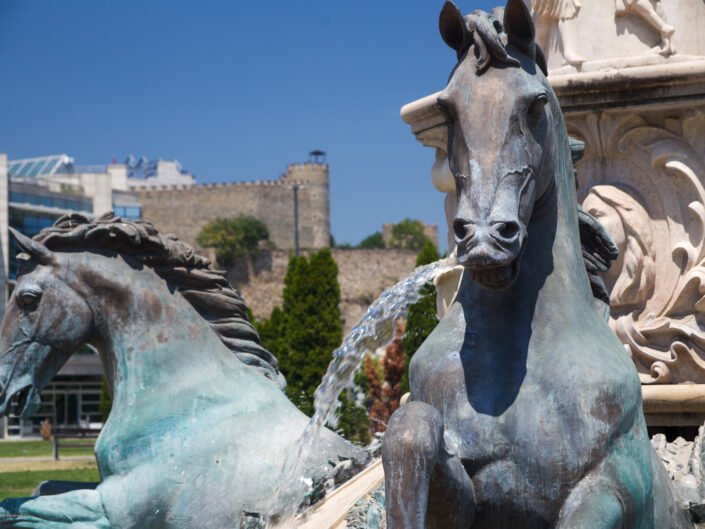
[17,291,41,310]
[528,95,548,117]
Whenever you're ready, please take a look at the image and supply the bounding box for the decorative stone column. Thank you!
[402,0,705,427]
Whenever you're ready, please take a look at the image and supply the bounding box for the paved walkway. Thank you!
[0,456,95,473]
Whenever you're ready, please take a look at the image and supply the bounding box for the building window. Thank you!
[3,376,103,438]
[9,191,92,212]
[113,205,142,221]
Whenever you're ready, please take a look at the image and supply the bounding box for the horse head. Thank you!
[439,0,557,290]
[0,228,94,419]
[0,213,284,424]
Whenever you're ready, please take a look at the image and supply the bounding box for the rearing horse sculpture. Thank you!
[382,2,693,528]
[0,213,365,528]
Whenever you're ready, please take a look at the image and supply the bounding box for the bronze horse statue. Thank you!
[382,1,693,528]
[0,214,365,528]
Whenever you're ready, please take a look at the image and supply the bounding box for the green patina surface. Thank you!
[0,216,367,528]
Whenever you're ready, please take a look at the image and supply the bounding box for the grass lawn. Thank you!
[0,440,95,458]
[0,465,99,499]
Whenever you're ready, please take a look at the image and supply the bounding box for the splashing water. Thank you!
[267,255,458,525]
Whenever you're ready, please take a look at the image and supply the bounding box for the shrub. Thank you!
[196,216,270,265]
[358,232,385,249]
[388,219,432,251]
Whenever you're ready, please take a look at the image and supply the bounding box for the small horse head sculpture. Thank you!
[0,228,93,418]
[0,213,282,420]
[439,0,555,290]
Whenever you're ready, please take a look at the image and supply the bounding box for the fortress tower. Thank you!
[133,152,331,253]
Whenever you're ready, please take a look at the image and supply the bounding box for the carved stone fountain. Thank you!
[403,0,705,430]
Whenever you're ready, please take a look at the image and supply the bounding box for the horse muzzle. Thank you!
[454,218,526,290]
[0,382,35,418]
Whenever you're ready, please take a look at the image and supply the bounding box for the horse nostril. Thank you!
[492,221,520,242]
[453,219,474,241]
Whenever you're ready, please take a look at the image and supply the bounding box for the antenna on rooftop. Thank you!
[308,150,326,164]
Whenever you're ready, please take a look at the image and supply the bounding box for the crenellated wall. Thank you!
[134,162,330,252]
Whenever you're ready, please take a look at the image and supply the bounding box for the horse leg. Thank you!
[556,488,624,529]
[383,401,474,529]
[557,468,633,529]
[426,451,475,529]
[0,489,110,528]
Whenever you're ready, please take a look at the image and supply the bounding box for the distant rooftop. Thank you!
[8,154,74,178]
[8,154,195,189]
[125,156,195,188]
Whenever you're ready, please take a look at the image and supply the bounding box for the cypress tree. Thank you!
[401,240,441,394]
[260,249,343,416]
[257,249,371,441]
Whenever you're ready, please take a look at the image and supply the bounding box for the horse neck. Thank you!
[458,121,597,352]
[84,255,242,405]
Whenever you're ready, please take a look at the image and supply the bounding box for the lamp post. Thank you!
[292,183,300,256]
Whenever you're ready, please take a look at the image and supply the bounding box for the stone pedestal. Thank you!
[401,1,705,427]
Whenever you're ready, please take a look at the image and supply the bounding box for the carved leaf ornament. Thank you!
[574,109,705,383]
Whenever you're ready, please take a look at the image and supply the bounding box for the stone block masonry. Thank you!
[134,162,330,252]
[227,248,420,334]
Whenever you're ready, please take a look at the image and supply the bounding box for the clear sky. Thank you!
[0,0,497,250]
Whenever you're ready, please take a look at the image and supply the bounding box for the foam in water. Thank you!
[267,255,457,525]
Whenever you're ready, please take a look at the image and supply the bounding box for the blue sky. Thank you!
[0,0,497,249]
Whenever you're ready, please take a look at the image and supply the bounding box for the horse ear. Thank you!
[9,228,54,265]
[504,0,548,74]
[439,1,469,57]
[504,0,536,50]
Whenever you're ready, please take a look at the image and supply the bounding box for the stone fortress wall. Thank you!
[134,162,330,252]
[227,248,419,334]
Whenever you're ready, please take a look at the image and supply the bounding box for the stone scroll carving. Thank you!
[570,107,705,383]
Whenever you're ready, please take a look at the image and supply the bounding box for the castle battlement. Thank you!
[133,159,330,252]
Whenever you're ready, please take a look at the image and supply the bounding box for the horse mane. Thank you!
[34,212,284,387]
[449,7,548,77]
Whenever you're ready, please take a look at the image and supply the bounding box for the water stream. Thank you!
[267,255,457,525]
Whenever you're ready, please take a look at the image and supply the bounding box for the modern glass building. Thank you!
[0,153,194,437]
[0,153,150,437]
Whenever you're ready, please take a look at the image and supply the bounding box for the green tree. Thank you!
[335,390,370,445]
[256,306,287,363]
[401,240,441,393]
[259,249,342,415]
[388,219,432,251]
[196,216,270,265]
[256,249,370,441]
[358,231,385,249]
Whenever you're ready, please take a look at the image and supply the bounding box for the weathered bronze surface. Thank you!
[382,1,693,527]
[0,213,366,528]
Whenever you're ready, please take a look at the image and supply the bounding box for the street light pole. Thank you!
[293,183,300,256]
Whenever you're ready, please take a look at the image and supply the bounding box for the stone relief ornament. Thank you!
[615,0,675,55]
[529,0,704,74]
[532,0,585,66]
[571,108,705,383]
